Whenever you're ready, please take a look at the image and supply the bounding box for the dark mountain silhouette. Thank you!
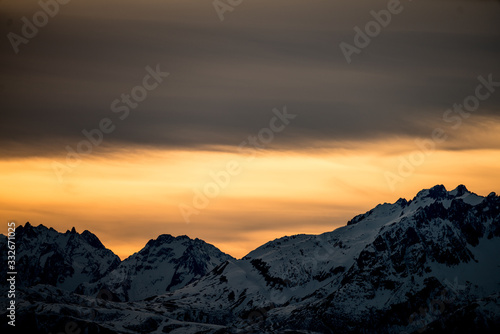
[1,185,499,333]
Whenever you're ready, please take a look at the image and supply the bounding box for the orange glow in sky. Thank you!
[2,140,500,259]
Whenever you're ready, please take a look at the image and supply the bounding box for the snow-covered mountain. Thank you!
[77,234,234,301]
[0,223,233,302]
[2,185,499,333]
[0,223,120,292]
[151,184,500,332]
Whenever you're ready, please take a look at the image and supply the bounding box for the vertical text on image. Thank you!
[6,221,17,327]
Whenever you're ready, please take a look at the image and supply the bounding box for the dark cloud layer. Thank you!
[1,0,499,157]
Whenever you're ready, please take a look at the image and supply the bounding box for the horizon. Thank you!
[1,0,500,260]
[3,183,493,260]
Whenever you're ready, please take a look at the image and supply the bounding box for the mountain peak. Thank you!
[146,234,175,247]
[81,230,107,250]
[145,234,196,248]
[395,197,408,206]
[81,232,233,301]
[5,222,120,292]
[17,221,48,237]
[414,184,475,202]
[428,184,448,197]
[451,184,469,196]
[415,184,447,200]
[348,184,484,227]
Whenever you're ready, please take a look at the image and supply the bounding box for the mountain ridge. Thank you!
[77,231,235,301]
[149,184,500,332]
[2,184,499,333]
[1,183,488,260]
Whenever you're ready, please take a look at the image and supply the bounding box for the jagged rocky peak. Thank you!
[6,222,121,291]
[452,184,469,196]
[395,197,408,206]
[143,234,197,248]
[17,221,45,236]
[414,184,474,201]
[417,184,448,199]
[347,185,481,226]
[81,230,108,250]
[18,221,60,233]
[147,233,175,245]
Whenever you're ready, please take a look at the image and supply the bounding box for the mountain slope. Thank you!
[278,185,500,333]
[77,234,234,301]
[0,223,120,292]
[2,184,499,333]
[152,185,500,333]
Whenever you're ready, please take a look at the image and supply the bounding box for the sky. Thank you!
[1,0,499,259]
